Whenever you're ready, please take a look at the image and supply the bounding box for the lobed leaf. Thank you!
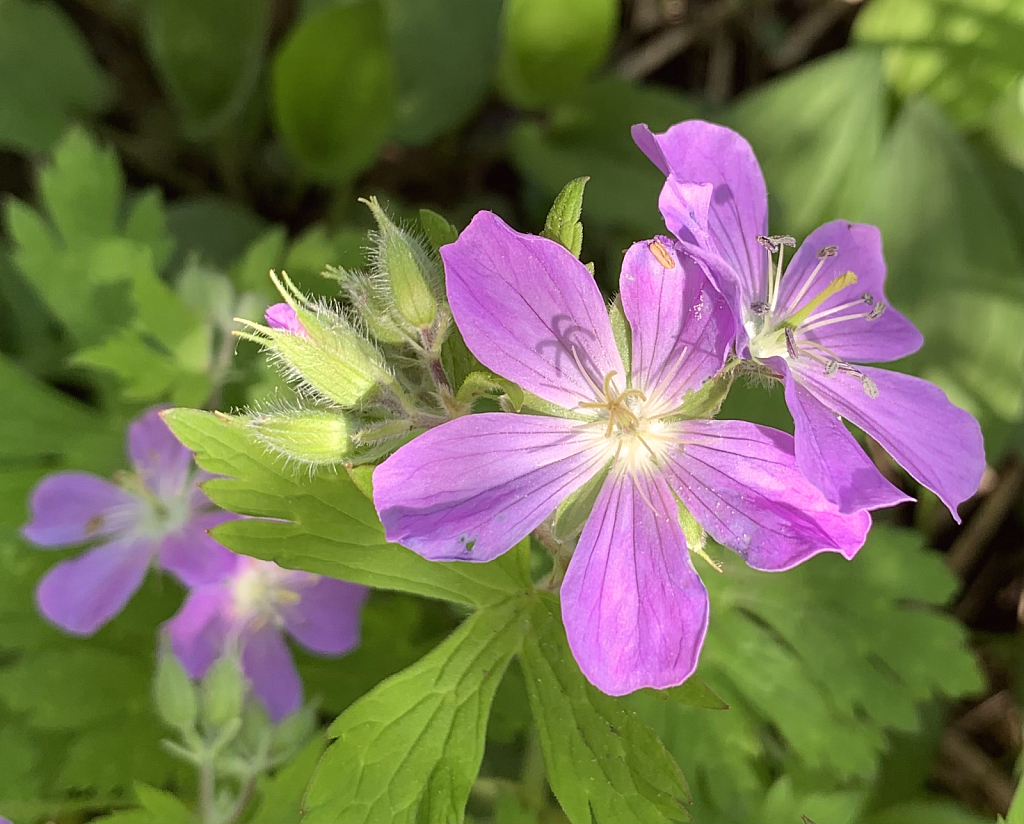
[164,409,532,606]
[303,594,534,823]
[520,593,692,824]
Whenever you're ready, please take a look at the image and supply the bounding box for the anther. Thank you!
[648,240,675,269]
[817,245,838,259]
[825,360,839,376]
[861,376,879,398]
[750,301,770,316]
[861,293,874,305]
[784,328,799,359]
[867,302,886,320]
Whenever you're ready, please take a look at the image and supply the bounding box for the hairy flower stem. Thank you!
[198,756,218,824]
[533,524,572,591]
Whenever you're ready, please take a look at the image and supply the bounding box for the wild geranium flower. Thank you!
[373,212,869,695]
[633,119,985,518]
[21,408,236,635]
[165,555,368,720]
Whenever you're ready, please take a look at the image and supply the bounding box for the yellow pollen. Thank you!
[649,240,675,269]
[577,371,647,438]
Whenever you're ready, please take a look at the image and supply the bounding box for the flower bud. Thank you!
[154,652,197,732]
[265,303,308,337]
[239,271,391,408]
[362,197,439,330]
[336,270,410,346]
[248,408,353,467]
[201,653,246,732]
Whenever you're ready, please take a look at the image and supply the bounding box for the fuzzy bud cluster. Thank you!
[235,202,468,471]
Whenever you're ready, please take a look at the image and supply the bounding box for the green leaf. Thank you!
[303,594,533,823]
[250,737,326,824]
[511,77,700,242]
[863,797,993,824]
[272,1,397,182]
[497,0,618,108]
[520,593,692,824]
[638,525,983,815]
[858,98,1024,456]
[163,409,532,606]
[0,0,111,153]
[644,680,729,712]
[542,176,588,257]
[165,195,267,271]
[144,0,271,136]
[91,782,197,824]
[384,0,503,144]
[420,208,460,254]
[727,49,887,237]
[854,0,1024,127]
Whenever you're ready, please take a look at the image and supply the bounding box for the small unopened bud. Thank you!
[201,653,246,732]
[238,271,390,408]
[266,303,308,337]
[339,273,411,346]
[154,652,197,732]
[248,409,353,467]
[362,197,439,330]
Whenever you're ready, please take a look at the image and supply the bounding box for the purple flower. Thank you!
[21,408,237,636]
[165,555,368,721]
[632,119,985,519]
[265,302,308,336]
[372,212,869,695]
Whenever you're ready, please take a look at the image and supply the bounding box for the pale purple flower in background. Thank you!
[165,555,368,721]
[633,119,985,519]
[265,302,308,336]
[21,408,236,635]
[373,212,869,695]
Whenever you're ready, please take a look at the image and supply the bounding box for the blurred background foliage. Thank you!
[0,0,1022,822]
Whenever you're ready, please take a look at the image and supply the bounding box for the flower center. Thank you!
[570,351,672,473]
[231,561,303,630]
[744,235,883,398]
[117,469,197,539]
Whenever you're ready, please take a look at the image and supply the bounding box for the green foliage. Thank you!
[92,783,197,824]
[0,0,111,153]
[0,537,191,796]
[383,0,503,144]
[304,595,532,823]
[521,594,692,824]
[272,1,397,182]
[163,409,532,606]
[638,525,983,819]
[511,77,699,266]
[143,0,271,137]
[728,49,888,236]
[541,176,588,257]
[3,128,217,405]
[858,99,1024,457]
[498,0,619,108]
[855,0,1024,127]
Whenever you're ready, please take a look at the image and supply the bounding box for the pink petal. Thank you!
[632,120,769,303]
[618,237,734,412]
[242,626,303,722]
[441,211,624,410]
[562,470,708,695]
[36,537,155,635]
[265,303,308,337]
[21,471,140,548]
[130,407,194,499]
[374,413,606,562]
[165,585,231,678]
[782,370,913,513]
[777,221,923,363]
[158,511,241,587]
[283,577,369,655]
[792,363,985,521]
[663,419,871,570]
